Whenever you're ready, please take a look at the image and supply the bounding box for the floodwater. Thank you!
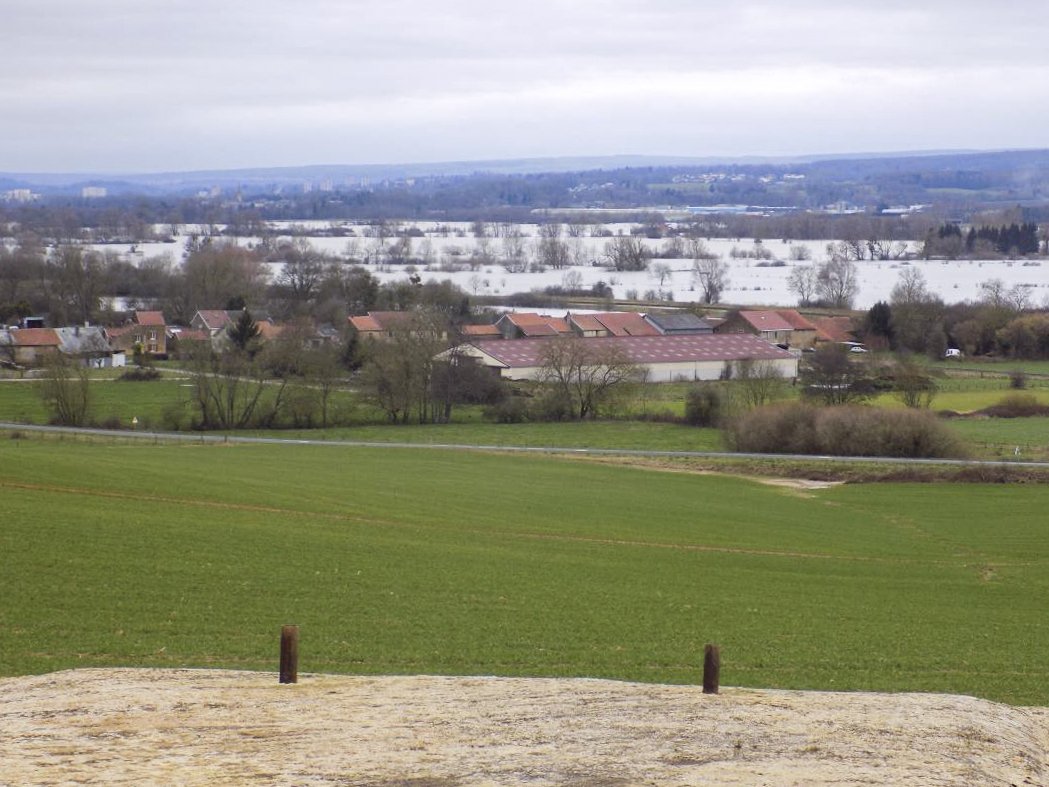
[85,221,1047,310]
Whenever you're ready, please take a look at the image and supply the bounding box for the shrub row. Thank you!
[724,403,966,459]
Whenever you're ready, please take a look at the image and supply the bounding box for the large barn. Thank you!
[458,334,798,382]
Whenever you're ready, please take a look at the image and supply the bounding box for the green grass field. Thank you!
[0,373,1046,459]
[3,437,1049,705]
[239,421,725,451]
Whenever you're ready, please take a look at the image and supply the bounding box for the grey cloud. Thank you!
[1,0,1047,171]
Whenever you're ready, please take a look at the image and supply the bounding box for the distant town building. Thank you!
[2,188,36,203]
[319,179,333,192]
[81,186,107,198]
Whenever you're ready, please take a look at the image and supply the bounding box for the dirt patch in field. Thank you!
[2,669,1047,786]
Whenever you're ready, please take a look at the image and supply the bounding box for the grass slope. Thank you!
[3,438,1049,705]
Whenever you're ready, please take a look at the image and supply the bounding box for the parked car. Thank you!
[944,348,963,359]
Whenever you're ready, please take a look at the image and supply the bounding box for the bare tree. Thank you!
[893,358,937,409]
[39,355,92,426]
[734,358,786,408]
[692,257,729,304]
[536,335,642,419]
[891,267,929,305]
[787,264,818,306]
[816,257,860,308]
[275,238,324,314]
[358,312,449,423]
[651,262,673,288]
[535,235,571,269]
[501,230,527,272]
[604,235,650,271]
[50,245,104,324]
[187,343,275,430]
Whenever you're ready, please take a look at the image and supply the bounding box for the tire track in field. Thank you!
[2,480,1028,569]
[507,530,964,565]
[0,480,390,526]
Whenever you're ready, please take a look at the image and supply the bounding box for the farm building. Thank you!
[715,310,795,345]
[0,327,61,366]
[457,334,797,382]
[643,312,713,335]
[810,316,858,344]
[460,324,503,339]
[566,312,659,337]
[495,312,572,339]
[773,310,818,349]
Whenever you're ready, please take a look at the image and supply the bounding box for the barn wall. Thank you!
[498,357,798,382]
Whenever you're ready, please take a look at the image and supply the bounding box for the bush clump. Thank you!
[684,385,724,427]
[978,393,1049,418]
[118,366,162,382]
[725,403,966,459]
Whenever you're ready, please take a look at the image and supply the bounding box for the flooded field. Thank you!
[86,221,1047,309]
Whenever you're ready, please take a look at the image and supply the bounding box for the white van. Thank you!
[944,348,962,359]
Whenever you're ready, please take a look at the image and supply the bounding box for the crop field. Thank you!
[3,437,1049,705]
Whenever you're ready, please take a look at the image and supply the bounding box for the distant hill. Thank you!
[2,148,1037,196]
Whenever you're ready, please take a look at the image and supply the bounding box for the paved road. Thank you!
[3,420,1049,469]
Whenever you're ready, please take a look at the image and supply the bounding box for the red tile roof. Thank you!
[105,325,138,338]
[349,315,382,332]
[811,316,857,343]
[567,313,606,332]
[350,311,431,332]
[774,309,817,331]
[472,334,794,368]
[461,324,502,337]
[593,312,659,336]
[195,310,232,330]
[368,311,420,329]
[10,328,60,346]
[739,310,795,332]
[505,313,572,334]
[134,310,166,326]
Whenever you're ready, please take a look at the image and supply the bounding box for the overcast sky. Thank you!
[3,0,1048,173]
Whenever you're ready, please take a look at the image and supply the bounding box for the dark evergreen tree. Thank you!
[867,301,894,343]
[228,309,260,353]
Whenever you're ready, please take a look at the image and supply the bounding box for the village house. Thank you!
[165,327,209,358]
[106,310,167,357]
[190,310,235,337]
[56,326,124,368]
[349,311,449,341]
[457,333,798,382]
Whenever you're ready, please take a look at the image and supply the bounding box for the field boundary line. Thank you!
[5,421,1049,468]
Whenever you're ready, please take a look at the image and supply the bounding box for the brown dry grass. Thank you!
[2,669,1047,786]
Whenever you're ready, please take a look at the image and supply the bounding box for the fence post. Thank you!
[703,643,720,694]
[280,625,298,684]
